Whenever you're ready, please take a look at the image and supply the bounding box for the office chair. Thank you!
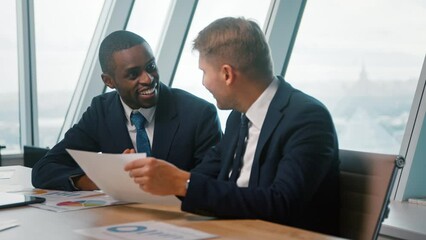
[0,145,5,166]
[338,149,404,240]
[23,145,50,168]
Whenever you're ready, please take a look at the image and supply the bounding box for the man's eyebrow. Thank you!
[124,66,142,73]
[124,66,142,74]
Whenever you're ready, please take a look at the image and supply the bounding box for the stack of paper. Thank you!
[0,219,19,232]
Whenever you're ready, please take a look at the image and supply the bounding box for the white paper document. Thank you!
[75,221,217,240]
[0,166,33,192]
[16,189,126,212]
[66,149,180,205]
[0,169,14,179]
[0,219,19,232]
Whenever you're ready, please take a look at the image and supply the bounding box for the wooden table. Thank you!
[0,166,343,239]
[1,204,344,239]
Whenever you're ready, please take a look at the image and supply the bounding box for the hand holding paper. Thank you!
[124,157,190,197]
[73,148,139,191]
[66,149,180,205]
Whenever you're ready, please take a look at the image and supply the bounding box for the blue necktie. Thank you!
[130,112,152,156]
[229,114,249,182]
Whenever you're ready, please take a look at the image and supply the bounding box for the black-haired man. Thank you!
[32,30,222,191]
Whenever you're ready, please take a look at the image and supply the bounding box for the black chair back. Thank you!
[23,145,49,168]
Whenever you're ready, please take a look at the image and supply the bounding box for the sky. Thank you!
[286,0,426,83]
[1,0,425,94]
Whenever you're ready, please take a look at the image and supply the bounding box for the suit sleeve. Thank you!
[191,103,222,170]
[32,99,102,191]
[181,103,338,225]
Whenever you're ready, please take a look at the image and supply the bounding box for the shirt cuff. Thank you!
[69,174,84,190]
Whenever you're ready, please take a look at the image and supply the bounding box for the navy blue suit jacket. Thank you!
[32,83,222,190]
[184,76,340,235]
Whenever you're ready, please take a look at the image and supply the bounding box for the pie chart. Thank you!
[57,200,106,207]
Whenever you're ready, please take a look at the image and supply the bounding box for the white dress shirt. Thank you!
[120,98,156,151]
[236,77,279,187]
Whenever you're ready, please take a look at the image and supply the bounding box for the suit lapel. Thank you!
[249,77,292,186]
[106,93,134,151]
[151,83,179,160]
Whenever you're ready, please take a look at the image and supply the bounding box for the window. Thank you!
[285,0,426,154]
[172,0,272,129]
[0,1,19,154]
[126,0,173,56]
[102,0,172,94]
[34,0,104,148]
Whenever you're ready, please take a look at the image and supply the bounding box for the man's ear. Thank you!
[222,64,234,86]
[101,73,115,89]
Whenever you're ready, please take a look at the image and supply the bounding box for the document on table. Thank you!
[66,149,180,205]
[0,169,14,179]
[0,166,34,192]
[75,220,217,240]
[0,219,19,232]
[17,189,127,212]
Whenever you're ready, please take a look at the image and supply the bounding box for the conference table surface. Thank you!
[0,166,343,240]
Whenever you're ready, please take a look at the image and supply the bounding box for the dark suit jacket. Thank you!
[184,76,340,235]
[32,83,222,191]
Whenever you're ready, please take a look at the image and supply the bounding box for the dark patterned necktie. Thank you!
[130,112,152,156]
[229,114,249,182]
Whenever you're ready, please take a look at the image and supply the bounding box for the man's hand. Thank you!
[123,148,136,154]
[74,174,99,191]
[124,157,190,197]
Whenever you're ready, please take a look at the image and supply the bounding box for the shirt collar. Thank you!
[245,77,279,129]
[120,97,156,125]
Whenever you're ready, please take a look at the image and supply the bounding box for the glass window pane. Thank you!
[285,0,426,154]
[34,0,104,148]
[172,0,272,129]
[0,0,19,154]
[104,0,172,94]
[126,0,173,56]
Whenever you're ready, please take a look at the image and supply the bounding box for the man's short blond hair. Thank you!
[193,17,274,78]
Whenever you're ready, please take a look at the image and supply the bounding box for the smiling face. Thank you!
[199,56,233,110]
[102,43,160,109]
